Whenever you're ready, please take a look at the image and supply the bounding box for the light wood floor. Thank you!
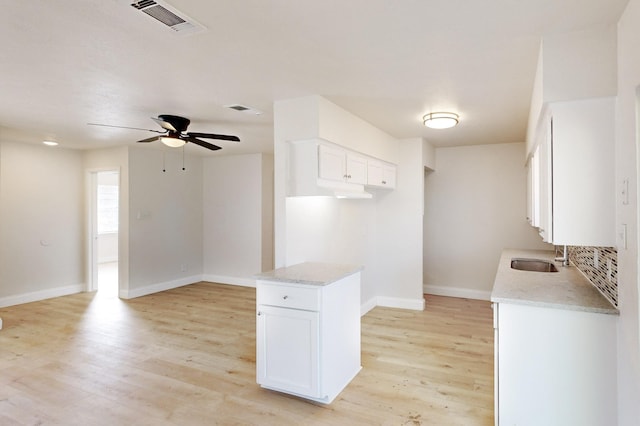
[0,283,494,425]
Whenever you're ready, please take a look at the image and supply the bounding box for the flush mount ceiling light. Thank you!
[423,112,459,129]
[42,140,58,146]
[160,136,185,147]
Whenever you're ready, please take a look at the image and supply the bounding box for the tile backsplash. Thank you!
[567,246,618,307]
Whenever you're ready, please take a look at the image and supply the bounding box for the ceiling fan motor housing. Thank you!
[158,114,190,133]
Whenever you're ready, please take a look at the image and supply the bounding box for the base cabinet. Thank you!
[256,272,361,403]
[494,302,617,426]
[257,305,320,397]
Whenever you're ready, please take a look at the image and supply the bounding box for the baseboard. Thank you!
[360,297,377,316]
[376,296,425,311]
[121,275,202,299]
[201,274,256,288]
[0,284,84,308]
[423,284,491,301]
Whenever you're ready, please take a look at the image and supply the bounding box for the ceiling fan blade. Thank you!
[151,116,178,132]
[87,123,164,133]
[137,135,161,143]
[187,132,240,142]
[184,136,222,151]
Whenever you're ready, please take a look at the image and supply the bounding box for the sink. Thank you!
[510,258,559,273]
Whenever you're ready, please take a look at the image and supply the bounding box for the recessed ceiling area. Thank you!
[0,1,630,154]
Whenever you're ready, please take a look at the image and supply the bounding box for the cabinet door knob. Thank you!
[257,311,262,316]
[382,180,386,185]
[283,295,288,300]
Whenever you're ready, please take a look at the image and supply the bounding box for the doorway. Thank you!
[91,170,120,297]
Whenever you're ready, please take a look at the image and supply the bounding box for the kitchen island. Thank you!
[254,262,362,403]
[491,249,618,426]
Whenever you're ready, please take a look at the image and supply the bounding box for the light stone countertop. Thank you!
[491,249,618,314]
[254,262,363,287]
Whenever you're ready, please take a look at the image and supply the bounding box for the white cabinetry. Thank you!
[494,302,617,426]
[367,159,396,189]
[529,97,615,246]
[256,266,361,404]
[288,139,396,197]
[318,144,367,185]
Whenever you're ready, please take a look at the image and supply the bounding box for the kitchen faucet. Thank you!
[555,245,570,266]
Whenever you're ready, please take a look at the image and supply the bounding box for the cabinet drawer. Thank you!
[257,282,320,311]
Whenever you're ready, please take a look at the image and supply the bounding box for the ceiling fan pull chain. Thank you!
[162,151,166,173]
[182,145,186,171]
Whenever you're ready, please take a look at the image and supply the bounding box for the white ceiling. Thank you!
[0,0,629,156]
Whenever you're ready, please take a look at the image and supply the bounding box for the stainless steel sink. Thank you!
[510,258,559,273]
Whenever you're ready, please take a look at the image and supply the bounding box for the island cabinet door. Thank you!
[256,305,321,398]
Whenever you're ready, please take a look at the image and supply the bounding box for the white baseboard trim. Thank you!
[360,297,377,316]
[122,275,202,299]
[376,296,425,311]
[0,284,84,308]
[423,284,491,301]
[201,274,256,288]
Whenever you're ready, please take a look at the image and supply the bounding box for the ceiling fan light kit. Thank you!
[423,112,459,129]
[160,136,185,147]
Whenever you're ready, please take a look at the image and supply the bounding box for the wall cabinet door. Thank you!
[256,305,320,398]
[346,153,367,184]
[318,144,347,182]
[550,97,615,246]
[530,97,615,246]
[367,159,396,188]
[318,144,368,185]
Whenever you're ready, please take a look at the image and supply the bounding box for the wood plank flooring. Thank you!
[0,283,494,425]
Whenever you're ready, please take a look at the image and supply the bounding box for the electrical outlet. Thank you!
[618,224,628,250]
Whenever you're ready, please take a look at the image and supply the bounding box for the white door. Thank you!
[257,305,320,398]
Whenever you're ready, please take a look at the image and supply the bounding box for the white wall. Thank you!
[375,138,425,307]
[615,1,640,423]
[423,142,551,300]
[542,24,618,103]
[0,141,84,306]
[527,25,618,155]
[202,153,273,285]
[126,147,203,297]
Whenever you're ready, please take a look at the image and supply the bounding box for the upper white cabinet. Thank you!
[529,97,615,246]
[367,159,396,189]
[318,144,368,185]
[288,139,396,197]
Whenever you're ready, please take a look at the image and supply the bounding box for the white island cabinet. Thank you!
[255,262,362,404]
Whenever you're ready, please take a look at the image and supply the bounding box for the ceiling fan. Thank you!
[89,114,240,151]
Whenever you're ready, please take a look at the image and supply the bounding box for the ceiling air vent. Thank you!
[225,104,263,115]
[130,0,206,35]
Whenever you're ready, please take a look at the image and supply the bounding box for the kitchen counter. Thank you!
[254,262,363,286]
[491,249,618,314]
